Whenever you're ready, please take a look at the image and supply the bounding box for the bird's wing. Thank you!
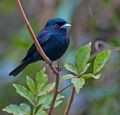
[22,31,52,61]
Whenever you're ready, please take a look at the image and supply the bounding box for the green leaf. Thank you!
[38,94,52,109]
[26,76,36,95]
[75,43,91,74]
[71,77,85,93]
[61,74,75,81]
[80,63,90,75]
[35,70,48,94]
[3,103,31,115]
[54,95,64,108]
[19,103,31,115]
[93,50,111,74]
[93,73,101,79]
[64,62,78,74]
[35,110,46,115]
[38,83,55,96]
[13,84,34,105]
[3,104,22,115]
[38,94,64,110]
[81,74,94,79]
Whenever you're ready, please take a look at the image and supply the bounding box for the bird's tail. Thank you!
[9,61,29,76]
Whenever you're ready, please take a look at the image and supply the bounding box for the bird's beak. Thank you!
[60,23,71,29]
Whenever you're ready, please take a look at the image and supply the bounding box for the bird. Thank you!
[9,18,71,76]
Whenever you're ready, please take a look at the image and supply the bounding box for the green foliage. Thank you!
[26,76,36,95]
[61,74,75,81]
[63,43,111,93]
[64,63,78,75]
[3,69,64,115]
[13,84,35,105]
[3,103,31,115]
[71,78,85,93]
[75,43,91,75]
[93,50,111,74]
[3,43,111,114]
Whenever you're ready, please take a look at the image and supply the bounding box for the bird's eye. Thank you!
[54,24,60,28]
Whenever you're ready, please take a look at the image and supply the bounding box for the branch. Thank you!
[47,74,59,115]
[58,84,73,94]
[64,87,75,115]
[47,60,61,115]
[16,1,59,115]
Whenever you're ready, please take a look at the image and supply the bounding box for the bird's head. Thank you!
[44,18,71,31]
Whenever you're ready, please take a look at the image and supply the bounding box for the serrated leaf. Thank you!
[81,74,94,79]
[38,94,64,110]
[38,83,55,96]
[26,76,36,95]
[80,63,90,75]
[37,94,52,109]
[13,84,34,105]
[71,78,85,93]
[75,43,91,74]
[54,95,64,107]
[3,103,31,115]
[64,63,78,75]
[36,70,48,93]
[93,50,111,74]
[93,73,101,79]
[3,104,22,115]
[61,74,75,81]
[19,103,31,115]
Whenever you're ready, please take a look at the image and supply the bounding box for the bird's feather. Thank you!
[22,31,51,61]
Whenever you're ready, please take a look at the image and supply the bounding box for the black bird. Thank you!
[9,18,71,76]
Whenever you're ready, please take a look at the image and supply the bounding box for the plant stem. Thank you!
[47,61,60,115]
[47,75,59,115]
[64,87,75,115]
[32,95,39,115]
[32,106,36,115]
[58,84,73,94]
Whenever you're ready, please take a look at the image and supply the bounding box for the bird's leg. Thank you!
[55,60,61,72]
[48,60,52,66]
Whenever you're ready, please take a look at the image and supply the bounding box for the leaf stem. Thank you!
[58,84,73,94]
[32,95,39,115]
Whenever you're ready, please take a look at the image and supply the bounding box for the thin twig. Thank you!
[48,74,59,115]
[58,84,73,94]
[16,1,59,115]
[47,61,60,115]
[64,87,75,115]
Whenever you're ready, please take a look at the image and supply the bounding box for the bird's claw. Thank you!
[55,66,61,72]
[48,60,52,66]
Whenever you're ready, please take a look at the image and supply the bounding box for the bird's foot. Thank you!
[55,66,61,72]
[48,60,52,66]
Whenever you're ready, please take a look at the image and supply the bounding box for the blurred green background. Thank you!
[0,0,120,115]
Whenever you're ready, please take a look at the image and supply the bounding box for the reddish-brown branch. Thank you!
[16,1,59,115]
[47,60,60,115]
[64,87,75,115]
[47,74,59,115]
